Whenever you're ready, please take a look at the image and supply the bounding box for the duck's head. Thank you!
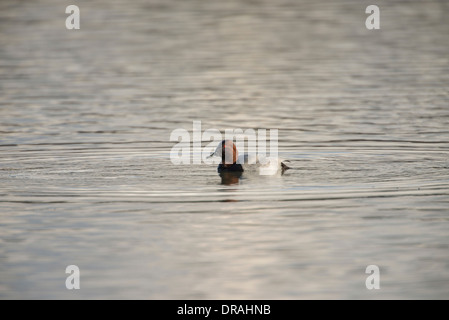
[209,140,238,167]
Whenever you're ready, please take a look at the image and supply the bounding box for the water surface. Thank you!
[0,0,449,299]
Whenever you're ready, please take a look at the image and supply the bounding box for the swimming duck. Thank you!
[209,140,290,175]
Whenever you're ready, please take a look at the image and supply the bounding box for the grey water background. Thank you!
[0,0,448,299]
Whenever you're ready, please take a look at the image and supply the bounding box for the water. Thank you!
[1,0,448,299]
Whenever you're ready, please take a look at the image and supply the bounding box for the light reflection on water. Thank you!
[0,0,449,299]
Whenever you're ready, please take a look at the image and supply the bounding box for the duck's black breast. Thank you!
[217,163,244,173]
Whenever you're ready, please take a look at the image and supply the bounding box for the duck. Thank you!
[208,140,290,175]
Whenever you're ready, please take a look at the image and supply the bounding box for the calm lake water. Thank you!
[1,0,448,299]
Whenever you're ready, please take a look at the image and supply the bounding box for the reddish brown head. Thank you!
[214,140,238,167]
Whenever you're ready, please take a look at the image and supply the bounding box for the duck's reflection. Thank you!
[219,171,242,186]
